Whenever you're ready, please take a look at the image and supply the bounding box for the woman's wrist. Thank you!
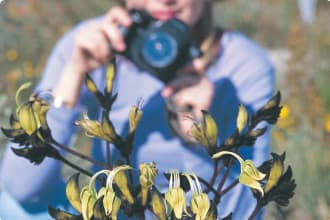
[52,63,86,108]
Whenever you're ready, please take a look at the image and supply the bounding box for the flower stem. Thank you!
[106,141,112,168]
[197,176,218,195]
[204,161,222,194]
[220,179,239,196]
[214,158,234,204]
[58,155,93,177]
[248,204,262,220]
[52,139,108,169]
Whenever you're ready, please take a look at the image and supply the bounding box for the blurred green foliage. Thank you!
[0,0,329,219]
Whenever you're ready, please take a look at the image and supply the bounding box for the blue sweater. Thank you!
[0,22,274,219]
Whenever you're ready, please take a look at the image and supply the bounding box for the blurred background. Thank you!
[0,0,329,219]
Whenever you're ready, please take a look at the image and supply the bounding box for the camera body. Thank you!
[118,10,202,83]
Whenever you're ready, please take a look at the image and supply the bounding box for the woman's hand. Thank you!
[162,73,214,142]
[53,6,132,107]
[69,6,132,74]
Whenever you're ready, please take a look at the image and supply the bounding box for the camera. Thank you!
[117,10,202,83]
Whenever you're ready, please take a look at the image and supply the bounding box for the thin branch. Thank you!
[204,161,223,193]
[248,204,262,220]
[217,159,234,193]
[58,155,93,177]
[220,179,239,196]
[106,141,112,169]
[197,176,218,195]
[52,139,108,169]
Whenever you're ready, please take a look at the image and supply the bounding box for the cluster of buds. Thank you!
[1,60,296,220]
[1,82,60,164]
[51,165,132,220]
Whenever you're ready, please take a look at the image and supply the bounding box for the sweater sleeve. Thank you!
[0,26,89,204]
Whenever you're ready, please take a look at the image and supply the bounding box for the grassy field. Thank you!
[0,1,329,219]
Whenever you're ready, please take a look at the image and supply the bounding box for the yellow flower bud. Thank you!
[190,193,210,220]
[65,173,82,213]
[129,104,143,133]
[264,156,284,193]
[190,111,218,153]
[114,170,134,204]
[85,74,98,94]
[106,62,116,94]
[151,189,167,220]
[236,104,248,134]
[139,162,158,206]
[80,186,96,220]
[17,103,39,135]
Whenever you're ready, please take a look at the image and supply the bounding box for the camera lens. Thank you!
[141,32,178,68]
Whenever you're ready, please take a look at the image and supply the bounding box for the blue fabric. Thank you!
[0,20,274,220]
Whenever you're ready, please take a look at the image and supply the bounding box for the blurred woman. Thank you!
[0,0,274,219]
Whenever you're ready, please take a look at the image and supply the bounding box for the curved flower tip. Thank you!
[15,82,32,110]
[129,101,143,133]
[211,151,266,197]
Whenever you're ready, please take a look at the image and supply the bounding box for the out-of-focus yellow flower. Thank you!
[23,61,35,78]
[277,104,295,129]
[6,48,18,61]
[6,69,20,83]
[279,105,290,119]
[324,113,330,133]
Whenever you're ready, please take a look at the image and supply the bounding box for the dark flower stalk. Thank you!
[51,139,108,169]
